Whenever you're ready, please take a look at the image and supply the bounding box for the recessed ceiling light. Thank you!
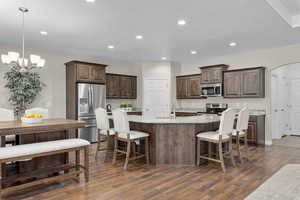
[85,0,95,3]
[40,31,48,35]
[177,20,187,26]
[229,42,237,47]
[136,35,143,40]
[161,57,167,60]
[190,50,197,55]
[107,45,115,49]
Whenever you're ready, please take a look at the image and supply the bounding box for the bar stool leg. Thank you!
[145,138,150,165]
[112,133,118,165]
[124,141,131,170]
[245,133,249,161]
[196,138,201,166]
[229,136,236,167]
[75,150,80,180]
[237,134,243,164]
[84,147,90,182]
[218,142,226,173]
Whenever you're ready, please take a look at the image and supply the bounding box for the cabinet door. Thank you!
[90,66,106,83]
[120,76,136,98]
[187,75,201,97]
[106,74,120,98]
[224,71,242,97]
[176,78,188,98]
[77,64,91,82]
[211,68,223,83]
[247,121,257,144]
[241,69,264,97]
[200,69,210,84]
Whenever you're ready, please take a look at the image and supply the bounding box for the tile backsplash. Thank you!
[106,99,138,110]
[177,97,266,110]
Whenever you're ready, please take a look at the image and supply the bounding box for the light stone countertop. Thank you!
[176,108,266,116]
[109,114,220,124]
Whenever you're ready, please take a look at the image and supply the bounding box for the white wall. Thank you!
[0,45,142,118]
[178,43,300,144]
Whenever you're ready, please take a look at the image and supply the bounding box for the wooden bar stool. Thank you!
[233,108,250,163]
[112,109,150,170]
[95,107,115,160]
[196,108,236,173]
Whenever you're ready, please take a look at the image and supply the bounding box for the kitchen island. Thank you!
[111,115,220,165]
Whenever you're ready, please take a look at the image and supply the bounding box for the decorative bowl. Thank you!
[21,117,43,124]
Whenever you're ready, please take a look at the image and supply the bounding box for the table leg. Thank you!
[1,136,6,182]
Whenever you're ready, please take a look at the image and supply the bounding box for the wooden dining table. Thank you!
[0,118,85,178]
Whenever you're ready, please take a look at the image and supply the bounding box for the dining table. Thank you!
[0,118,85,178]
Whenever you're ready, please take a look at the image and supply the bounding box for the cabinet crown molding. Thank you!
[65,60,107,67]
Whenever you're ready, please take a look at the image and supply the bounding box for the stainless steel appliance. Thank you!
[205,103,228,115]
[77,83,106,143]
[200,83,222,97]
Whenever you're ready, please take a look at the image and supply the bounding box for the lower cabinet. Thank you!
[106,73,137,99]
[247,115,265,145]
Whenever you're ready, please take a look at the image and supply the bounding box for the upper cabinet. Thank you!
[176,74,205,99]
[224,67,265,98]
[199,64,229,84]
[106,73,137,99]
[66,61,107,84]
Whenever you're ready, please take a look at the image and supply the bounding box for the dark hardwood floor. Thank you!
[4,144,300,200]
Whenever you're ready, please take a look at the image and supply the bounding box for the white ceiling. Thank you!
[1,0,300,62]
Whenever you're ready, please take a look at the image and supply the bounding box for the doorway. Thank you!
[271,63,300,147]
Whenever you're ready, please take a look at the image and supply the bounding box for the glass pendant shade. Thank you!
[8,52,20,62]
[30,54,40,65]
[1,54,10,64]
[37,59,45,67]
[18,58,28,67]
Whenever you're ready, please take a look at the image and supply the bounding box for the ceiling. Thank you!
[1,0,300,62]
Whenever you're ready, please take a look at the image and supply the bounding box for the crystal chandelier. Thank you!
[1,7,45,73]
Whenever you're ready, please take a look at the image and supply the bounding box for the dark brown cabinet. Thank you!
[247,115,265,145]
[65,60,107,120]
[75,62,106,84]
[199,64,229,84]
[106,73,137,99]
[176,74,205,99]
[224,67,265,98]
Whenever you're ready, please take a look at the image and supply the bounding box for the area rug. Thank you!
[273,136,300,149]
[245,164,300,200]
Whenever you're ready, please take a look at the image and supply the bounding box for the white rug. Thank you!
[245,164,300,200]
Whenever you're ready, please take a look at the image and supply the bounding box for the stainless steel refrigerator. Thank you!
[77,83,106,143]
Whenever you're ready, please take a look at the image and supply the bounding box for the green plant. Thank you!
[4,65,43,119]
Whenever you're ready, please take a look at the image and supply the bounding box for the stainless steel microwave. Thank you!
[200,83,222,97]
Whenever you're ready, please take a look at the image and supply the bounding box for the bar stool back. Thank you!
[234,108,250,163]
[95,107,115,159]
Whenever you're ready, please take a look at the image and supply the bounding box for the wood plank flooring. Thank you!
[4,144,300,200]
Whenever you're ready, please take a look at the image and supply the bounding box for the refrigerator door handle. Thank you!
[91,85,94,111]
[88,85,92,112]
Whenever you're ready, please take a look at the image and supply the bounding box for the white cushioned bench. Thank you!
[0,138,90,197]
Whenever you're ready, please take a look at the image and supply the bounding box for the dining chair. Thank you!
[0,108,15,145]
[196,108,236,173]
[95,107,115,160]
[112,109,150,170]
[25,107,49,118]
[233,107,250,163]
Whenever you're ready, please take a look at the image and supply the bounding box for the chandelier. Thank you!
[1,7,45,73]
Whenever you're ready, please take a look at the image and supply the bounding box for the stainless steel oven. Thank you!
[200,83,222,97]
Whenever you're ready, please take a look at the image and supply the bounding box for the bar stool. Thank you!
[25,107,49,118]
[95,107,115,160]
[233,108,249,163]
[0,108,15,145]
[112,109,150,170]
[196,108,236,173]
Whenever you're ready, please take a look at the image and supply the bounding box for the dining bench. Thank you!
[0,138,90,198]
